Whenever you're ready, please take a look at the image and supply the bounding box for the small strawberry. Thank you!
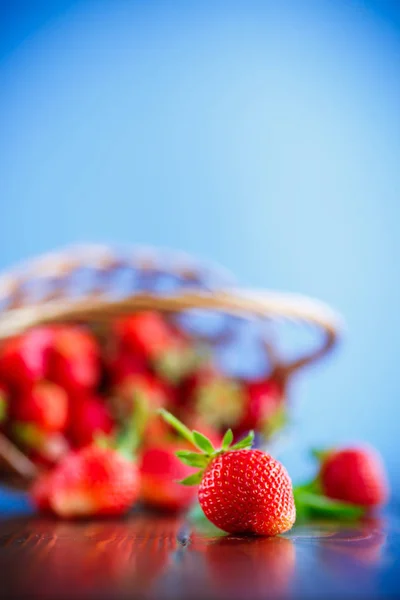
[48,326,100,394]
[234,378,286,440]
[115,312,201,383]
[32,445,139,518]
[139,440,198,512]
[317,446,389,508]
[31,394,147,518]
[115,311,172,358]
[68,395,114,448]
[0,327,54,392]
[12,381,68,433]
[159,409,296,536]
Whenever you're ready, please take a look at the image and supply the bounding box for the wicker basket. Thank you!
[0,244,343,488]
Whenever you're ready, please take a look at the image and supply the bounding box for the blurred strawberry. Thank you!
[68,395,114,449]
[12,380,68,433]
[31,471,53,512]
[115,312,200,384]
[139,440,198,511]
[48,326,100,394]
[234,378,286,440]
[115,312,172,358]
[107,348,148,386]
[318,446,389,508]
[0,327,54,392]
[32,445,139,518]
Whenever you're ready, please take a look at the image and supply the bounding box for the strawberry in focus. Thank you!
[318,446,389,508]
[159,409,296,536]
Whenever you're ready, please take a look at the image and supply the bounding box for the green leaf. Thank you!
[311,448,332,463]
[175,451,209,468]
[221,429,233,449]
[231,430,254,450]
[179,471,204,486]
[294,490,365,520]
[192,431,215,454]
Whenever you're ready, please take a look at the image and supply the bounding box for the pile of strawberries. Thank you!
[0,311,285,516]
[0,311,389,532]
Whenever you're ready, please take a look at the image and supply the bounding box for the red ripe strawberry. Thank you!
[115,312,172,358]
[318,447,389,508]
[12,381,68,433]
[68,395,114,448]
[0,327,54,392]
[115,312,199,383]
[159,409,296,536]
[139,440,198,511]
[32,445,139,518]
[48,326,99,394]
[234,378,285,439]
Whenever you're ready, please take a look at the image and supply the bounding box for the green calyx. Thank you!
[158,408,254,485]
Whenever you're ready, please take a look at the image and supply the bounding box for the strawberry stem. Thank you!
[158,408,196,447]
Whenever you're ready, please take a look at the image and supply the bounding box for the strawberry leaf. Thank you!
[192,431,214,455]
[158,408,195,446]
[294,489,365,520]
[179,471,204,486]
[221,429,233,449]
[231,430,254,450]
[176,451,209,468]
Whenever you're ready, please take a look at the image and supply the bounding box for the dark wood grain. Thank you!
[0,510,395,600]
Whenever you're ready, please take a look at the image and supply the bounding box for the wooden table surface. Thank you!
[0,502,399,600]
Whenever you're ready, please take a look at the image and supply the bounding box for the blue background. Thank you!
[0,0,399,507]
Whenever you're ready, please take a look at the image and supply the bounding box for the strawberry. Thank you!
[0,327,54,392]
[159,409,296,536]
[115,312,172,358]
[139,440,198,511]
[68,395,114,448]
[48,326,100,394]
[318,447,389,508]
[32,445,139,518]
[115,312,200,383]
[233,378,286,441]
[107,349,148,386]
[12,381,68,433]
